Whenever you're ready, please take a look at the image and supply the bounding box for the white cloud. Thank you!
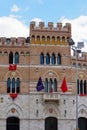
[0,16,29,37]
[0,15,87,52]
[11,4,20,13]
[60,15,87,52]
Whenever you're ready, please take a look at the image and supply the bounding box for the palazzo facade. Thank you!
[0,21,87,130]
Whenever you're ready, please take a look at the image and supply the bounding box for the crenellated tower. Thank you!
[30,21,71,45]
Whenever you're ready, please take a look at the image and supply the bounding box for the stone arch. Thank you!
[78,104,87,118]
[78,72,87,80]
[5,70,22,80]
[43,103,60,119]
[3,103,23,119]
[43,70,59,80]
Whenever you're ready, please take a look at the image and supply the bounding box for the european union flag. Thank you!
[36,77,44,91]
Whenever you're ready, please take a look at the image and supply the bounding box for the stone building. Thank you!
[0,21,87,130]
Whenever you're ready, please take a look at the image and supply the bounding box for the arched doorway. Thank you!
[6,117,20,130]
[45,117,57,130]
[78,117,87,130]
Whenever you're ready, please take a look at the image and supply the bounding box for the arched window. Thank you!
[52,36,55,44]
[80,80,83,95]
[12,78,15,93]
[16,78,20,93]
[46,53,50,64]
[47,36,50,44]
[9,52,13,64]
[31,35,35,44]
[45,78,48,92]
[62,37,65,44]
[15,52,19,64]
[40,53,44,64]
[36,35,40,44]
[42,36,45,44]
[54,78,57,92]
[57,36,60,44]
[7,77,11,93]
[7,77,20,93]
[84,80,86,95]
[57,54,61,65]
[49,78,53,92]
[51,53,56,64]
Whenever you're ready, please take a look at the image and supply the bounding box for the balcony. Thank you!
[43,92,60,102]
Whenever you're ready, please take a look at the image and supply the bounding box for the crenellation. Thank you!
[30,21,36,29]
[39,22,44,29]
[1,37,6,45]
[30,21,71,31]
[57,22,62,30]
[17,37,26,45]
[0,37,29,46]
[48,22,53,29]
[30,21,71,45]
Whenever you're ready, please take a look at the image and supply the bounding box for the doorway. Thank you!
[45,117,57,130]
[6,117,20,130]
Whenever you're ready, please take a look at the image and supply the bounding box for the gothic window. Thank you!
[7,77,11,93]
[9,52,13,64]
[45,78,48,92]
[40,53,44,64]
[9,52,19,64]
[51,53,56,64]
[15,52,19,64]
[42,36,45,44]
[54,78,57,92]
[7,78,20,93]
[77,79,87,95]
[49,78,53,92]
[57,53,61,65]
[46,53,50,64]
[84,80,86,95]
[16,78,20,93]
[47,36,50,44]
[44,78,57,93]
[12,78,15,93]
[80,80,83,94]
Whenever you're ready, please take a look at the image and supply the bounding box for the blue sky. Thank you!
[1,0,87,24]
[0,0,87,50]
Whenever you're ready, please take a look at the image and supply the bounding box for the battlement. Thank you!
[30,21,71,45]
[30,21,71,32]
[0,37,30,46]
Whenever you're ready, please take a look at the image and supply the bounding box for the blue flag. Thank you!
[36,77,44,91]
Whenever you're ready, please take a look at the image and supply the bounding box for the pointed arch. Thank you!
[12,78,15,93]
[54,78,57,92]
[51,53,56,65]
[45,78,48,92]
[16,78,20,93]
[7,77,11,93]
[9,52,13,64]
[40,52,44,64]
[46,53,50,64]
[57,53,61,65]
[45,117,57,130]
[15,52,19,64]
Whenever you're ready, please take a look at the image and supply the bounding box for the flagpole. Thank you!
[75,46,79,130]
[68,38,84,130]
